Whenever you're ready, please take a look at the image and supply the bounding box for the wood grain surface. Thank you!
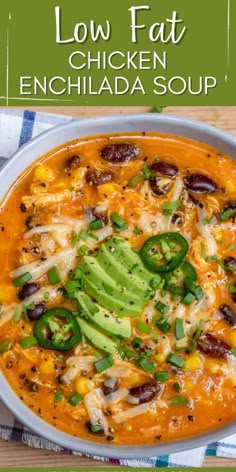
[0,106,235,468]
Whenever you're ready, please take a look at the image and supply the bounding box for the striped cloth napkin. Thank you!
[0,108,235,467]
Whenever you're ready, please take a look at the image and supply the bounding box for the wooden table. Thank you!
[0,106,236,468]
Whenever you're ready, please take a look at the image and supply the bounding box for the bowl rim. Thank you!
[0,112,236,459]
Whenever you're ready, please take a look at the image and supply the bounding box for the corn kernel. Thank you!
[226,180,236,192]
[34,165,54,182]
[97,183,119,196]
[154,353,165,363]
[214,231,223,243]
[204,359,220,374]
[185,379,194,391]
[185,354,202,371]
[229,330,236,347]
[75,377,90,395]
[39,360,55,375]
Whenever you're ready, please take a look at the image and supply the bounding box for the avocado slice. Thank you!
[77,318,117,355]
[80,256,143,305]
[82,275,142,316]
[77,292,131,339]
[96,243,153,298]
[104,237,154,283]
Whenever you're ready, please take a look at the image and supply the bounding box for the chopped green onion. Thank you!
[175,318,185,340]
[173,382,181,392]
[54,391,64,402]
[89,219,103,231]
[154,371,169,381]
[70,268,83,280]
[229,284,236,294]
[128,173,142,189]
[0,339,10,353]
[90,424,103,433]
[231,347,236,356]
[79,230,89,241]
[155,301,170,314]
[19,336,38,349]
[155,314,171,334]
[142,165,153,180]
[219,208,234,221]
[94,356,114,373]
[131,337,142,348]
[133,226,141,236]
[202,218,210,225]
[167,353,185,368]
[44,291,50,300]
[88,232,99,241]
[136,321,151,334]
[47,266,61,285]
[78,245,89,256]
[161,200,180,216]
[111,213,128,232]
[137,357,155,373]
[150,275,163,289]
[181,292,196,306]
[64,280,80,297]
[12,272,32,287]
[227,244,236,250]
[13,306,22,323]
[69,393,83,406]
[169,396,188,406]
[71,230,78,248]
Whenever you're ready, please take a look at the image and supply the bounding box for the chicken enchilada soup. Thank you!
[0,132,236,445]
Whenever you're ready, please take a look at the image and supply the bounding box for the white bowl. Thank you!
[0,114,235,458]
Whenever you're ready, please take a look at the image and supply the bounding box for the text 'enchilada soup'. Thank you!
[0,132,236,445]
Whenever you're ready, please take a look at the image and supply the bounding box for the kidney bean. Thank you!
[18,283,40,301]
[184,174,217,193]
[27,303,46,321]
[219,304,236,326]
[224,200,236,220]
[86,169,114,185]
[129,381,160,404]
[197,332,230,358]
[101,142,139,163]
[150,177,172,196]
[149,161,178,178]
[223,257,236,271]
[66,154,80,169]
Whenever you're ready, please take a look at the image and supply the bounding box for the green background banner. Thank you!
[0,0,235,105]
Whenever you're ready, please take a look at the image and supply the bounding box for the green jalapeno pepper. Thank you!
[34,307,81,351]
[164,261,197,295]
[140,232,189,274]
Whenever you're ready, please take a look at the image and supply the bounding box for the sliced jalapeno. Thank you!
[140,232,189,274]
[165,261,197,295]
[34,307,81,351]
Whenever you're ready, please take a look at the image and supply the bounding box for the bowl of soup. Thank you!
[0,114,235,458]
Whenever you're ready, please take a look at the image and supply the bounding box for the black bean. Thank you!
[149,161,178,178]
[223,257,236,271]
[27,303,46,321]
[18,283,40,301]
[86,169,114,185]
[101,142,139,163]
[20,203,27,213]
[197,332,230,358]
[219,304,236,326]
[129,381,160,404]
[184,174,217,194]
[66,154,80,169]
